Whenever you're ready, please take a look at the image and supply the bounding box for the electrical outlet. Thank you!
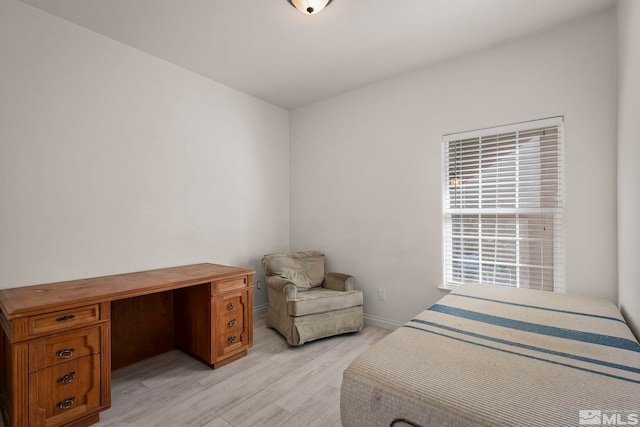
[378,288,386,301]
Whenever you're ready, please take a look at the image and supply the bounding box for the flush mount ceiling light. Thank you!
[287,0,333,15]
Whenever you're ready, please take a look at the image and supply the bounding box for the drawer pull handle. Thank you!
[228,335,237,344]
[56,314,76,322]
[57,397,75,410]
[227,303,234,310]
[57,371,76,385]
[228,319,236,327]
[57,348,75,359]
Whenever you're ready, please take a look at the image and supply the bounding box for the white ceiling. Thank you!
[19,0,616,109]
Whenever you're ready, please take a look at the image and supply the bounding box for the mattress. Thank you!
[341,284,640,427]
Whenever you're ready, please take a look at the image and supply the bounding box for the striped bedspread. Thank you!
[341,284,640,427]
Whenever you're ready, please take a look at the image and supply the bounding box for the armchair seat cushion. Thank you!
[288,288,364,317]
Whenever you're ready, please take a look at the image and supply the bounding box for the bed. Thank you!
[341,284,640,427]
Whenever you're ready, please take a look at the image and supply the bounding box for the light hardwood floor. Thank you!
[0,316,389,427]
[97,316,389,426]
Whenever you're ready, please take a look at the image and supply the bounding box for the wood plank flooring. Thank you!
[97,315,389,426]
[0,316,389,427]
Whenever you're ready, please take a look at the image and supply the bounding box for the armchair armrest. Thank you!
[266,276,298,300]
[323,272,355,291]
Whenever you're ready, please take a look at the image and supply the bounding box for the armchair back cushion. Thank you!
[262,251,325,290]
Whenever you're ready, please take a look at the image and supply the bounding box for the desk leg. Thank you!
[0,339,28,427]
[212,350,247,369]
[100,302,111,410]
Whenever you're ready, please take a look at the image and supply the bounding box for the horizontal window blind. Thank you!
[443,117,565,292]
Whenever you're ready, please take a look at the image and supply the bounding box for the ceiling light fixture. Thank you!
[287,0,333,15]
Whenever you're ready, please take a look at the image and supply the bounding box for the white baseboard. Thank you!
[363,313,404,331]
[253,303,269,315]
[253,305,402,330]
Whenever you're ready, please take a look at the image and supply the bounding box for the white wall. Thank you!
[0,0,290,309]
[617,0,640,338]
[290,10,618,327]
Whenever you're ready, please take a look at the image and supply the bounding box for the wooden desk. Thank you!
[0,263,254,427]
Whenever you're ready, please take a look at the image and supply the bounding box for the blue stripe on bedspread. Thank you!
[450,293,626,324]
[429,304,640,352]
[403,324,640,385]
[410,318,640,374]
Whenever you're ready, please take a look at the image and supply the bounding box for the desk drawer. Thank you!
[29,305,100,336]
[29,327,101,372]
[29,354,101,427]
[217,311,246,356]
[214,290,248,359]
[218,311,244,333]
[216,293,245,315]
[217,329,245,356]
[214,277,248,295]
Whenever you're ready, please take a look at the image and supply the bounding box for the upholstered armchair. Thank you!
[262,251,364,346]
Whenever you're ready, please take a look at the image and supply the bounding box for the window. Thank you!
[442,117,565,292]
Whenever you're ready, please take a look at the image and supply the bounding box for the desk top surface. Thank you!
[0,263,254,319]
